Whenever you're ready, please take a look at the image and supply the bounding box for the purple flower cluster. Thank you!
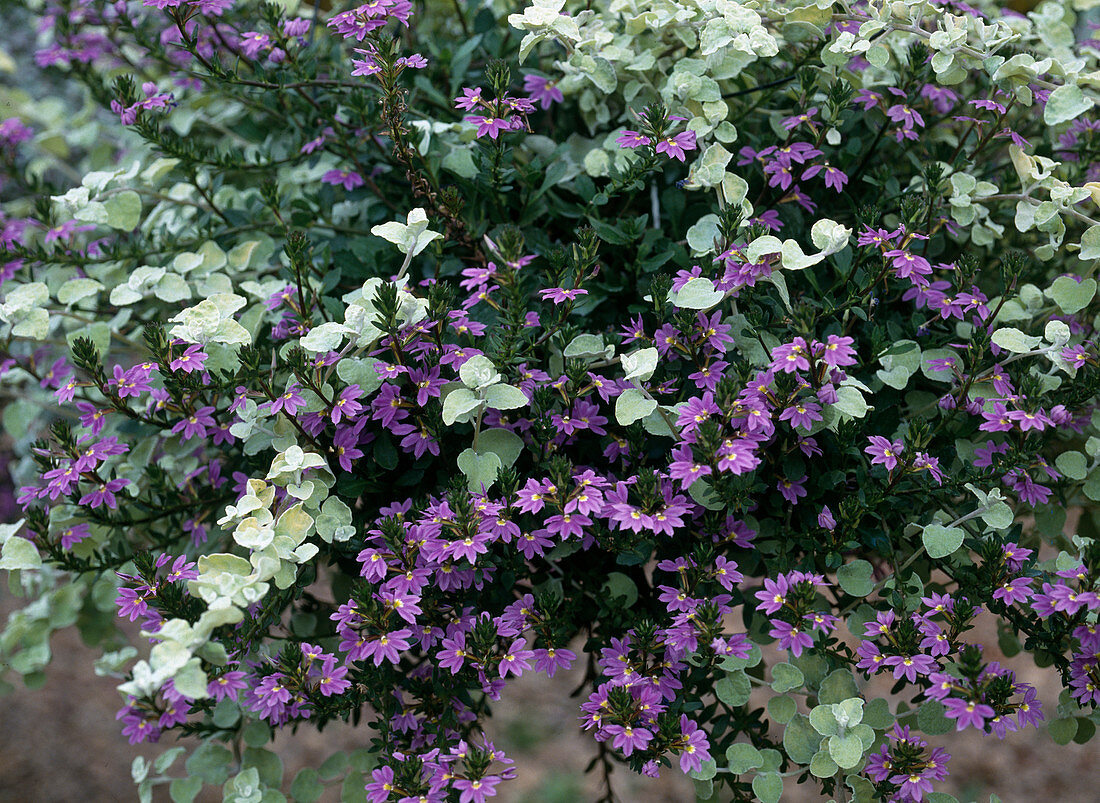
[739,140,848,195]
[455,87,533,140]
[754,571,839,656]
[110,82,175,126]
[616,112,699,162]
[865,725,950,802]
[326,0,413,39]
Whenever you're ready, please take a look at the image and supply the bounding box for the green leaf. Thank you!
[990,327,1041,353]
[300,322,350,353]
[442,387,483,425]
[212,697,241,729]
[11,308,49,340]
[852,723,875,750]
[693,778,713,800]
[341,771,367,803]
[57,278,103,305]
[0,536,41,570]
[1084,469,1100,502]
[336,358,382,396]
[459,354,499,388]
[809,704,839,736]
[585,55,617,93]
[1044,83,1094,126]
[764,272,792,313]
[586,215,630,244]
[318,752,349,781]
[185,742,233,785]
[922,523,965,559]
[243,747,283,789]
[456,448,502,492]
[876,338,921,389]
[768,694,797,724]
[780,238,825,270]
[810,748,839,777]
[689,143,733,188]
[441,149,478,179]
[818,669,860,705]
[1049,275,1096,314]
[792,652,829,688]
[132,756,149,784]
[104,190,142,230]
[2,399,36,440]
[671,276,724,309]
[173,658,209,699]
[483,383,527,411]
[370,208,441,256]
[847,774,877,803]
[836,560,875,597]
[563,334,608,359]
[621,347,659,382]
[982,501,1014,530]
[770,662,804,693]
[832,385,868,418]
[290,768,324,803]
[835,698,864,726]
[242,719,272,748]
[917,700,953,736]
[1081,225,1100,261]
[784,714,822,763]
[169,777,202,803]
[1049,717,1079,745]
[477,428,524,468]
[715,669,752,706]
[615,387,657,425]
[228,240,266,269]
[154,274,191,303]
[1055,451,1088,480]
[758,748,783,773]
[725,743,764,774]
[862,697,894,730]
[751,772,783,803]
[828,733,865,769]
[688,478,723,510]
[601,572,638,607]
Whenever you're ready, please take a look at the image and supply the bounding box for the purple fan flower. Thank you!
[270,384,306,417]
[523,74,563,109]
[605,724,653,757]
[539,287,588,304]
[464,115,513,140]
[769,620,814,656]
[79,477,130,509]
[676,716,711,773]
[782,107,818,131]
[778,400,822,432]
[322,169,365,191]
[331,385,364,424]
[942,697,995,731]
[656,130,697,162]
[616,130,652,148]
[170,344,208,374]
[865,435,904,470]
[777,475,807,504]
[172,406,215,441]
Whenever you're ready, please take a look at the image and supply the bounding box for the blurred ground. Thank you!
[2,579,1099,803]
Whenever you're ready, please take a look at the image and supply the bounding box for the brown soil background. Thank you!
[2,580,1098,803]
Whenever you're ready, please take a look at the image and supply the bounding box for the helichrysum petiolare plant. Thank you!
[1,0,1100,801]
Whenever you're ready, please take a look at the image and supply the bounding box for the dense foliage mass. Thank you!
[2,0,1100,800]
